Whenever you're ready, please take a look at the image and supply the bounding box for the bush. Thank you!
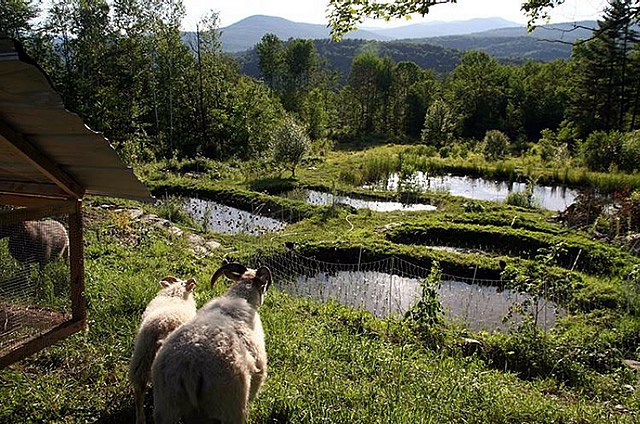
[579,130,624,172]
[272,116,311,177]
[538,128,570,163]
[620,130,640,173]
[483,130,509,161]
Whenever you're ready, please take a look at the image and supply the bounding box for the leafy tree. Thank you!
[0,0,38,38]
[272,117,311,177]
[421,98,456,147]
[579,130,624,171]
[483,130,510,161]
[256,33,285,90]
[447,51,509,139]
[620,130,640,171]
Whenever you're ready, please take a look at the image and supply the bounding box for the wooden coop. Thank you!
[0,38,150,368]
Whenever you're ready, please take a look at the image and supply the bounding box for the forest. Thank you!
[1,0,639,175]
[3,0,640,423]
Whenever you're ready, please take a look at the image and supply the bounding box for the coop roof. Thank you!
[0,37,151,201]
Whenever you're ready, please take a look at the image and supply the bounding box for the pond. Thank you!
[370,173,578,211]
[181,198,286,236]
[278,270,559,331]
[286,189,437,212]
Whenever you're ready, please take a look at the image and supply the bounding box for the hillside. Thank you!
[217,15,389,52]
[237,39,462,82]
[363,17,522,39]
[419,35,573,61]
[400,21,597,61]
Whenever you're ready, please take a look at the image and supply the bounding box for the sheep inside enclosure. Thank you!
[0,202,78,362]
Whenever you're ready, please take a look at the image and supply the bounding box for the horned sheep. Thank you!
[151,263,272,424]
[128,276,197,424]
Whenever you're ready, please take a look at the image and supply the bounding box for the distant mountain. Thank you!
[399,20,597,62]
[475,20,597,43]
[362,17,522,39]
[217,15,389,52]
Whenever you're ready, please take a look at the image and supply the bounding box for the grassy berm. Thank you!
[1,202,639,424]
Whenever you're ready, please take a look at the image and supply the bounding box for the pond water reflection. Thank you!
[278,270,559,331]
[181,198,286,236]
[371,173,578,211]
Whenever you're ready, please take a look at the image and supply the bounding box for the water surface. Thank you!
[279,270,559,331]
[288,189,437,212]
[372,173,578,211]
[182,198,286,236]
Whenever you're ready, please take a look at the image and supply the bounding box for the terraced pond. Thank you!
[370,173,579,211]
[277,270,560,331]
[285,189,437,212]
[181,197,286,235]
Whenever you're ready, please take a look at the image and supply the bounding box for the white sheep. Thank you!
[0,220,69,267]
[151,262,272,424]
[128,276,197,424]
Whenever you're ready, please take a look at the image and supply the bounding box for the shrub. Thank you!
[620,130,640,173]
[483,130,510,161]
[272,116,311,177]
[538,128,570,163]
[579,130,623,172]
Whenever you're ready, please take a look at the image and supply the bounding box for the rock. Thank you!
[153,219,171,229]
[127,209,144,220]
[190,245,209,257]
[167,226,184,237]
[623,359,640,370]
[187,234,205,246]
[205,240,221,251]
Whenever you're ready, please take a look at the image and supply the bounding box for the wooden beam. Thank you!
[0,200,76,226]
[0,193,70,207]
[0,180,68,198]
[68,200,86,322]
[0,318,86,369]
[0,120,84,199]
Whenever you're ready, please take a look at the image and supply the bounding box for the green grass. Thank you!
[3,142,640,423]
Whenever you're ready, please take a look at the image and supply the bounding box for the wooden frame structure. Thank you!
[0,198,85,368]
[0,37,150,368]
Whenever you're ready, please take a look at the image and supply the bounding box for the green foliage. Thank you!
[483,129,510,161]
[580,130,624,172]
[405,261,444,345]
[421,98,456,147]
[620,130,640,173]
[272,116,311,177]
[505,183,538,209]
[538,128,570,164]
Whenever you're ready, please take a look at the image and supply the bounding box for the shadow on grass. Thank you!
[249,177,298,195]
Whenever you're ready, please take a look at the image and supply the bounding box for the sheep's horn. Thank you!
[210,263,248,288]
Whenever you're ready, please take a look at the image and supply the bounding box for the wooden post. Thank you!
[68,199,86,323]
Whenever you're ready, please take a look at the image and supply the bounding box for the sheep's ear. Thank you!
[210,263,248,288]
[160,276,178,288]
[255,267,272,289]
[185,278,196,292]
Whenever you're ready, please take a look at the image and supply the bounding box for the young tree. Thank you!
[272,117,311,177]
[421,98,456,147]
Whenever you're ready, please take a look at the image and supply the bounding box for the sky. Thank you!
[181,0,608,30]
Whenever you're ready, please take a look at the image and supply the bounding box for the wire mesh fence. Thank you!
[259,250,562,332]
[0,203,73,357]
